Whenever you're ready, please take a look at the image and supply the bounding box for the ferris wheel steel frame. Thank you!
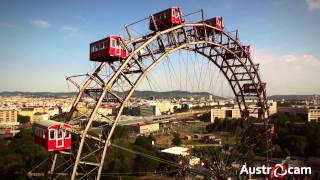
[30,21,271,180]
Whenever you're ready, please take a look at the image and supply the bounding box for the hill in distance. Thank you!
[1,91,315,100]
[268,95,315,101]
[0,90,223,99]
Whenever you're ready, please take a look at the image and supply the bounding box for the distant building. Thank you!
[34,107,50,114]
[210,107,241,122]
[48,107,61,117]
[139,106,156,116]
[61,103,72,112]
[19,107,35,122]
[306,95,320,106]
[157,100,173,113]
[131,106,156,116]
[181,103,196,109]
[147,100,174,114]
[128,122,159,135]
[308,107,320,122]
[0,108,18,123]
[122,105,158,116]
[0,108,19,138]
[248,101,278,118]
[268,101,278,115]
[210,100,277,121]
[33,112,49,121]
[278,106,308,116]
[118,115,153,126]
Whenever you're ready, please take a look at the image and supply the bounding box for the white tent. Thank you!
[161,146,190,156]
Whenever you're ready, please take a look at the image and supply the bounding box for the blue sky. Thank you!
[0,0,319,94]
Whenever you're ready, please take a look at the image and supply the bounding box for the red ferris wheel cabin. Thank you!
[32,120,72,151]
[149,7,184,31]
[90,35,127,62]
[243,82,266,94]
[205,16,224,30]
[197,16,224,36]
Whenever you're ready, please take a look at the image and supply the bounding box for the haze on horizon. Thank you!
[0,0,319,95]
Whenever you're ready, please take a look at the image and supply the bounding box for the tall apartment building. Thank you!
[0,108,18,123]
[210,107,241,122]
[308,107,320,122]
[268,101,278,115]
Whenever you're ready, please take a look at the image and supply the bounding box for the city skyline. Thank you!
[0,0,320,95]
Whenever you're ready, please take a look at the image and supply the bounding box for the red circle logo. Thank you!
[271,164,287,179]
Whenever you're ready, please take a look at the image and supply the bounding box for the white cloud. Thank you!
[253,51,320,95]
[61,25,76,32]
[31,20,50,28]
[306,0,320,10]
[60,25,85,38]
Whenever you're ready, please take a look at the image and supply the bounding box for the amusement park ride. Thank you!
[30,7,271,179]
[32,120,72,151]
[90,35,127,62]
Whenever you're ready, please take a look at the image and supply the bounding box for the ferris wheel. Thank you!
[28,7,271,179]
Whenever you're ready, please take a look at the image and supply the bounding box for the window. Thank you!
[102,41,106,49]
[49,129,55,140]
[91,45,95,52]
[58,129,63,138]
[65,130,71,139]
[172,9,179,17]
[111,39,117,48]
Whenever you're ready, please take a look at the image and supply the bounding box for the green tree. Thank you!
[172,132,182,146]
[199,112,211,122]
[50,113,66,122]
[17,115,30,124]
[282,135,307,156]
[134,135,153,150]
[133,136,160,173]
[133,145,159,173]
[0,154,24,179]
[104,139,135,173]
[0,128,50,179]
[9,129,50,172]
